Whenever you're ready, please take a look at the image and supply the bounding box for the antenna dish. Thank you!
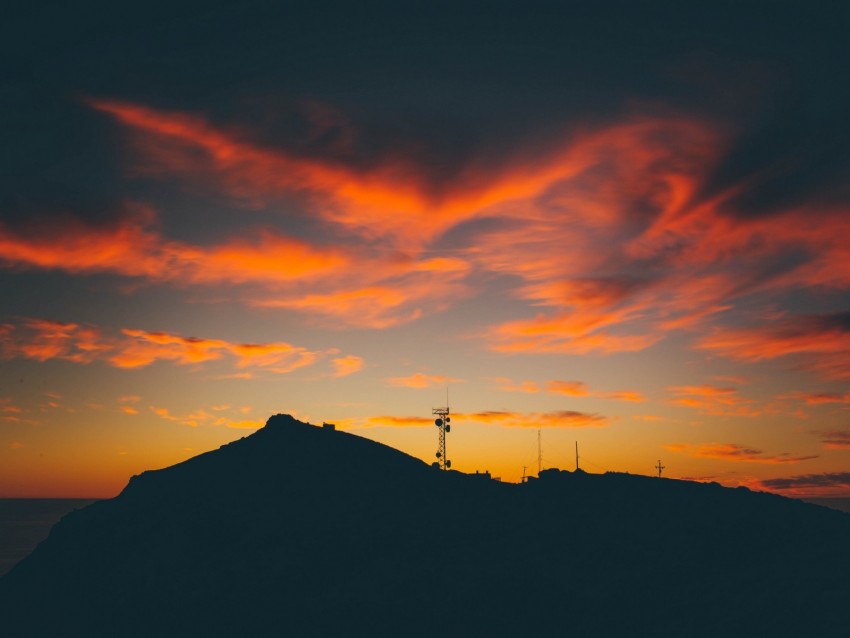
[435,418,443,426]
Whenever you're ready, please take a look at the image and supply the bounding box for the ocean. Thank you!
[0,499,98,577]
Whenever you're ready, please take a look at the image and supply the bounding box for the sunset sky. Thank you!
[2,1,849,497]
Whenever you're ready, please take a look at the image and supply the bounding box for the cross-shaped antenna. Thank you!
[655,459,665,478]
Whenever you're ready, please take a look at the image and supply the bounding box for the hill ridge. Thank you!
[1,413,848,637]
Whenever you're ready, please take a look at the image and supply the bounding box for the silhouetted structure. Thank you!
[1,414,848,637]
[432,406,451,469]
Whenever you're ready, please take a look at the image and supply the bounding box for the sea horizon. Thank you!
[0,498,99,577]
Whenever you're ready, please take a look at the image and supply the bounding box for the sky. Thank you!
[2,1,849,497]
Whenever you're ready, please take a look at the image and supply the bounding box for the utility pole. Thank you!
[656,459,665,478]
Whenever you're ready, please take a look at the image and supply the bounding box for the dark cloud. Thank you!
[820,431,850,450]
[761,472,850,491]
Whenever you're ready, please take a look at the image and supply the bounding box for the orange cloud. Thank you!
[666,385,759,417]
[546,380,590,397]
[489,313,661,355]
[90,101,718,252]
[357,410,607,429]
[0,205,166,278]
[26,97,842,355]
[112,329,317,373]
[604,391,646,403]
[385,373,464,389]
[820,431,850,450]
[148,404,263,429]
[332,355,364,378]
[0,210,347,284]
[455,410,607,428]
[0,318,320,375]
[149,406,212,428]
[0,207,473,329]
[0,397,23,415]
[664,442,817,464]
[0,319,110,365]
[778,391,850,405]
[256,287,419,329]
[697,313,850,380]
[546,380,645,402]
[88,98,451,247]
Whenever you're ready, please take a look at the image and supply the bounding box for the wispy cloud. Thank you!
[331,355,364,378]
[3,98,846,356]
[0,208,474,330]
[547,380,645,402]
[819,430,850,450]
[0,318,319,375]
[385,373,464,389]
[460,410,608,428]
[697,313,850,380]
[666,385,759,417]
[149,404,264,429]
[665,442,817,464]
[778,391,850,405]
[756,472,850,496]
[355,410,607,429]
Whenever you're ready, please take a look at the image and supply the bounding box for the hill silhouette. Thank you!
[2,414,848,637]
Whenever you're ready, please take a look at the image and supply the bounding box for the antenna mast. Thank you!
[575,441,579,471]
[656,459,665,478]
[537,428,543,475]
[432,395,451,470]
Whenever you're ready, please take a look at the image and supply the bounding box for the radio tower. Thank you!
[432,399,451,470]
[656,459,665,478]
[537,428,543,474]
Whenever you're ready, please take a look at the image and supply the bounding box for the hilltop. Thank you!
[2,414,848,637]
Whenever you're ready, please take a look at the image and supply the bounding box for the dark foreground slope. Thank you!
[2,415,848,637]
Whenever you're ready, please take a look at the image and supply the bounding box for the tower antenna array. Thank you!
[432,404,452,470]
